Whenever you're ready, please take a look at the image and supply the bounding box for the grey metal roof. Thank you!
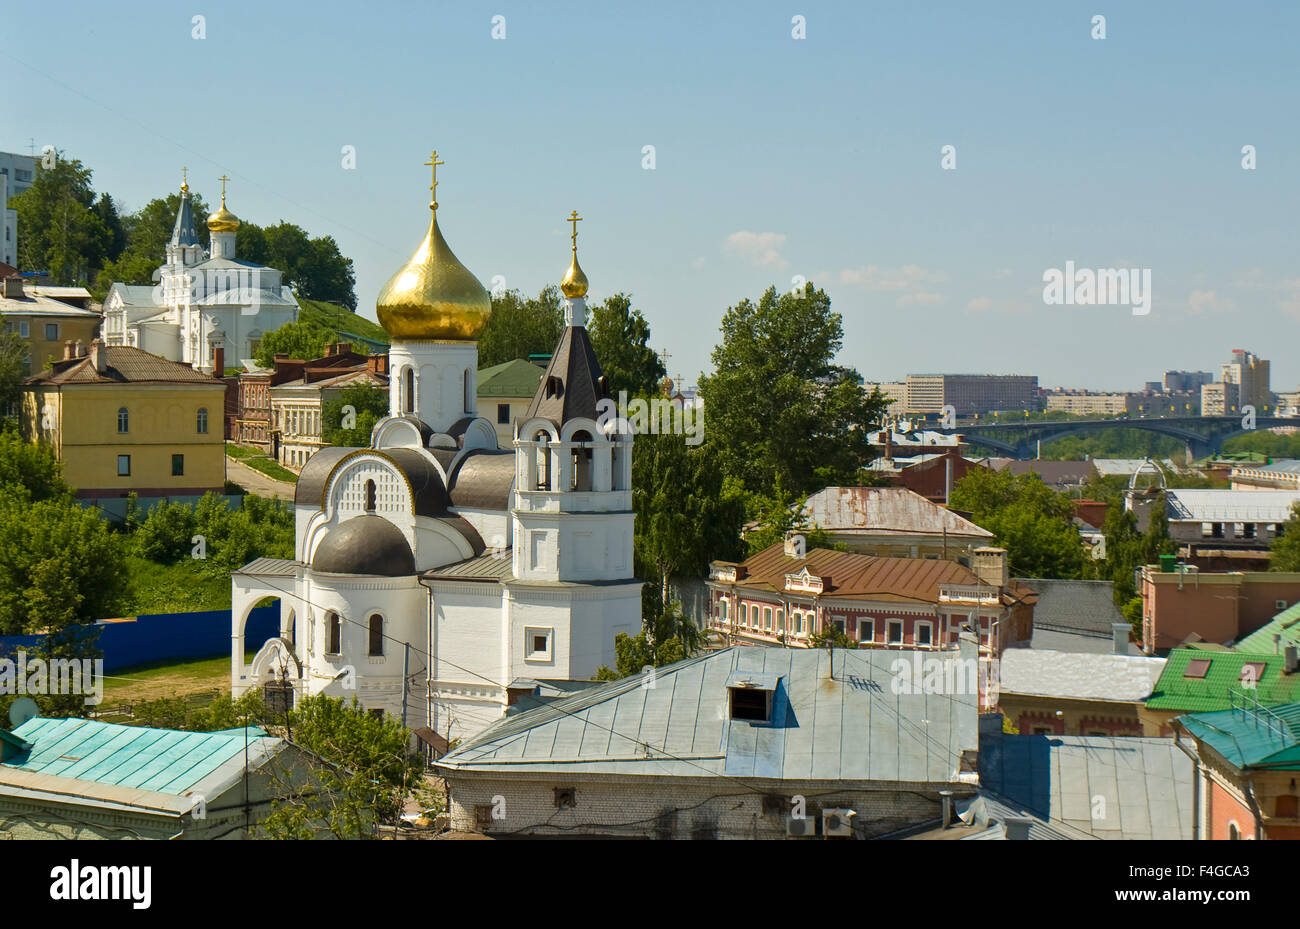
[312,514,415,576]
[171,193,200,247]
[523,324,609,427]
[1164,488,1300,522]
[997,649,1165,703]
[1014,578,1125,637]
[233,557,299,577]
[424,551,513,581]
[438,646,979,784]
[800,486,992,539]
[979,729,1194,839]
[294,446,450,517]
[450,450,515,510]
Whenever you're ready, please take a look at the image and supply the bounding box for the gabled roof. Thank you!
[1235,602,1300,654]
[523,325,609,427]
[105,283,158,308]
[800,486,992,540]
[477,358,545,399]
[1015,578,1125,638]
[1145,648,1300,712]
[0,288,101,318]
[437,645,979,784]
[24,346,222,385]
[1178,699,1300,770]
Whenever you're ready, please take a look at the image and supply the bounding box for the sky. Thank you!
[3,0,1297,392]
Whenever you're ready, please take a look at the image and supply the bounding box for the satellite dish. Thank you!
[8,697,39,728]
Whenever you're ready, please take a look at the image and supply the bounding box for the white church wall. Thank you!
[450,507,510,550]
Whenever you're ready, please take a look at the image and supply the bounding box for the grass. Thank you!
[298,297,389,347]
[122,555,231,614]
[225,442,299,483]
[101,652,255,705]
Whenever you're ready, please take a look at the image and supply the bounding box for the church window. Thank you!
[117,407,129,433]
[197,407,209,434]
[326,612,341,655]
[570,430,593,492]
[464,367,473,414]
[368,614,384,656]
[525,627,552,662]
[497,403,510,424]
[533,430,552,490]
[365,479,377,513]
[403,368,414,414]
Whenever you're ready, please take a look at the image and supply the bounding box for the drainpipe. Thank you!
[1171,723,1201,841]
[1243,774,1265,840]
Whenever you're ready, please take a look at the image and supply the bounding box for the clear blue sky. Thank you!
[5,0,1297,392]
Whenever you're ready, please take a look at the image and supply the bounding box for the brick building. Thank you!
[1138,564,1300,653]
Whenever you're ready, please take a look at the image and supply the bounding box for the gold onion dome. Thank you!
[376,151,491,341]
[207,174,240,232]
[560,209,588,298]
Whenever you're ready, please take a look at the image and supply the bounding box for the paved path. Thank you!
[226,457,296,501]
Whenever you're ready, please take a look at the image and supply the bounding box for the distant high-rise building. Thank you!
[1164,370,1212,392]
[1221,349,1270,412]
[1201,381,1240,417]
[0,151,37,268]
[904,374,1039,416]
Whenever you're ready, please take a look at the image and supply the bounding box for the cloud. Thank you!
[1187,290,1235,315]
[899,292,944,307]
[829,264,948,292]
[967,297,993,311]
[724,231,788,269]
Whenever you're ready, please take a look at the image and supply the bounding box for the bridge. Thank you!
[931,415,1295,460]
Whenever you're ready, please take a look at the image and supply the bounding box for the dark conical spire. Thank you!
[171,180,199,248]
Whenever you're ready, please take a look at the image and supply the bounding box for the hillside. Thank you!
[297,297,389,349]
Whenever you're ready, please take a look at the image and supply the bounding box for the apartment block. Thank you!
[904,374,1039,416]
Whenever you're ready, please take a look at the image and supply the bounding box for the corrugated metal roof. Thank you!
[800,486,992,539]
[6,717,272,797]
[437,646,979,784]
[1235,602,1300,654]
[1164,489,1300,522]
[425,551,513,581]
[980,729,1194,839]
[998,649,1165,702]
[234,557,299,577]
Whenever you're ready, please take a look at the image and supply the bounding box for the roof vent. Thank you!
[2,277,23,299]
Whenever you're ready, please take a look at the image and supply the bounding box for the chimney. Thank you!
[73,339,86,358]
[1286,645,1299,674]
[1112,622,1130,655]
[62,340,74,361]
[884,427,893,462]
[367,353,389,377]
[2,277,22,299]
[89,339,106,375]
[1003,817,1032,841]
[213,345,225,376]
[972,547,1008,589]
[939,790,954,829]
[1275,633,1283,656]
[784,531,807,558]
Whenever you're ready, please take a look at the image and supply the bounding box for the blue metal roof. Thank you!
[6,717,267,796]
[439,646,980,784]
[171,193,200,247]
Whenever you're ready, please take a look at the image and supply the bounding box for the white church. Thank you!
[103,174,299,372]
[230,156,641,742]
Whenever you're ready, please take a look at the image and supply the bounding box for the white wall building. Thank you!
[231,172,640,743]
[0,151,37,268]
[103,177,298,372]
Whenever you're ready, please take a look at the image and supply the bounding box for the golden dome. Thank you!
[376,213,491,341]
[561,252,588,299]
[207,175,239,232]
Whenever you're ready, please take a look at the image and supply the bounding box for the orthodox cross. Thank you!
[567,210,582,252]
[425,151,445,211]
[217,174,230,205]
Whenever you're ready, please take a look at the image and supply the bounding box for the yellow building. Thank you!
[21,341,227,497]
[0,277,102,377]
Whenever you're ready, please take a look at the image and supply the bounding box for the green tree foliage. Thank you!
[1039,429,1184,461]
[132,500,198,563]
[0,333,28,416]
[477,286,565,368]
[697,284,886,496]
[594,601,707,680]
[11,153,109,283]
[130,492,293,580]
[253,321,364,368]
[632,431,745,605]
[93,191,212,298]
[741,480,842,556]
[236,221,357,309]
[131,689,269,731]
[588,293,666,396]
[0,426,65,500]
[1271,501,1300,572]
[809,624,855,649]
[1224,431,1300,460]
[948,467,1084,579]
[261,695,424,840]
[323,385,388,447]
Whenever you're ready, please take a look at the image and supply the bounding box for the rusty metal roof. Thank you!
[801,487,992,540]
[724,544,972,603]
[26,346,224,385]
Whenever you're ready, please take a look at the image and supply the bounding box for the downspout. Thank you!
[1171,723,1201,841]
[1243,774,1265,840]
[419,577,435,732]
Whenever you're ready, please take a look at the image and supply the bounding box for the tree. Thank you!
[240,221,356,309]
[632,431,745,606]
[594,601,708,680]
[10,153,109,283]
[1272,501,1300,572]
[254,321,359,368]
[261,695,425,840]
[0,496,127,634]
[323,385,388,447]
[948,467,1085,579]
[477,286,564,368]
[588,293,666,396]
[697,283,886,496]
[0,334,30,418]
[809,624,855,649]
[740,480,842,557]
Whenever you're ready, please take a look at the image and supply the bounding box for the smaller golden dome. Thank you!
[561,252,588,299]
[207,174,240,233]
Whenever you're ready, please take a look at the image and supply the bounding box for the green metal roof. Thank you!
[1145,648,1300,712]
[477,358,544,399]
[1177,698,1300,770]
[6,717,268,796]
[1236,602,1300,655]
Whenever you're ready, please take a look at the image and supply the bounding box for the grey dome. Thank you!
[312,515,415,576]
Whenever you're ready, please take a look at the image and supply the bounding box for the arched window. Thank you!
[196,407,209,434]
[534,429,552,490]
[1228,821,1241,840]
[464,367,473,415]
[403,368,414,414]
[117,407,129,433]
[368,614,384,656]
[570,430,593,492]
[326,612,341,655]
[364,479,377,513]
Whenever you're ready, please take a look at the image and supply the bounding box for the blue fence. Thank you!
[0,605,279,673]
